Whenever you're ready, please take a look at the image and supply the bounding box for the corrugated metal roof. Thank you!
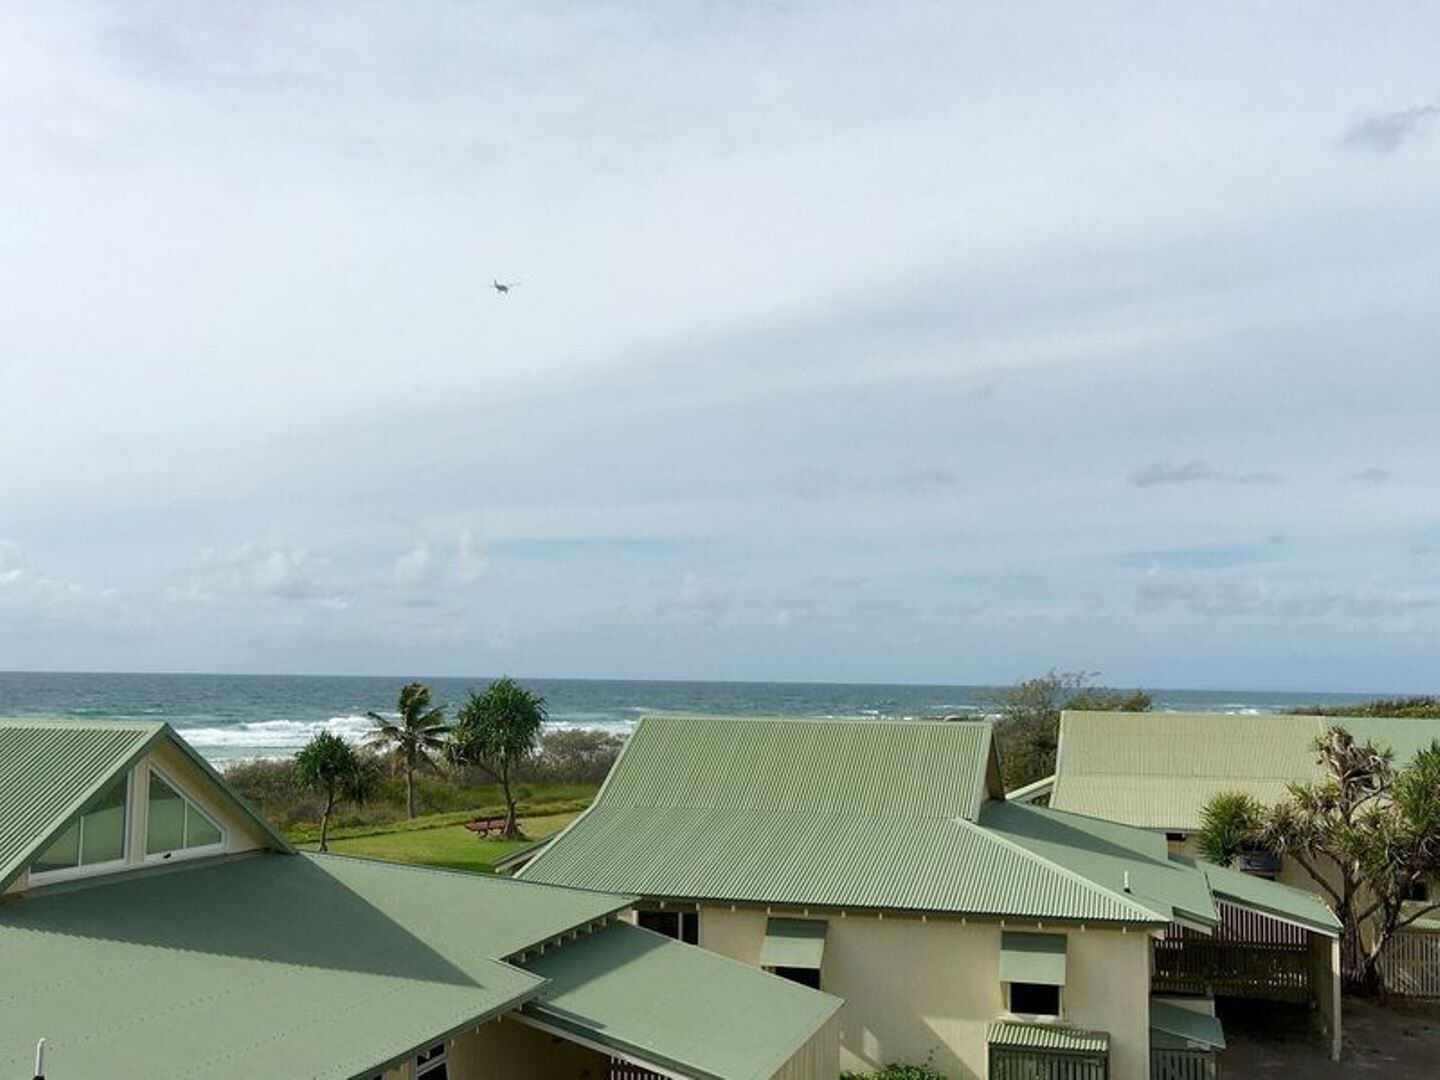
[1150,1000,1225,1050]
[760,917,827,969]
[524,717,1162,924]
[987,1020,1109,1053]
[0,853,632,1079]
[1051,711,1440,831]
[523,923,842,1080]
[0,719,161,889]
[978,800,1218,927]
[1201,860,1340,937]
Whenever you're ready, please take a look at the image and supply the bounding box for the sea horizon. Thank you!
[0,669,1408,765]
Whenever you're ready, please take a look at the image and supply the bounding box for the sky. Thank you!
[2,2,1438,691]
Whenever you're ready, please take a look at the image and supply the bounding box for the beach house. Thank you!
[519,715,1340,1079]
[0,719,841,1080]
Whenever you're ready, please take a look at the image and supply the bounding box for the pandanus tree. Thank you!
[1198,726,1440,994]
[295,731,377,852]
[367,682,450,819]
[449,676,546,839]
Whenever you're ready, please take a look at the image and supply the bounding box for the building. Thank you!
[520,715,1340,1078]
[0,719,841,1079]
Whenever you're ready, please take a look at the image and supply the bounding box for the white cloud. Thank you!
[457,529,486,585]
[393,542,434,588]
[172,541,346,609]
[1129,460,1282,488]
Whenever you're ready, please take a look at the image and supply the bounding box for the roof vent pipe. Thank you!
[34,1038,46,1080]
[1123,871,1132,893]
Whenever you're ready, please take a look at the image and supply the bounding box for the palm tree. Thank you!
[295,731,377,852]
[367,682,450,819]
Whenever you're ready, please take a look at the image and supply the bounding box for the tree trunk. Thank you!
[406,764,417,820]
[501,766,520,840]
[319,790,336,853]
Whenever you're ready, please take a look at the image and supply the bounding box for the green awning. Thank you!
[999,932,1068,985]
[1150,1001,1226,1050]
[1203,861,1341,937]
[987,1021,1108,1053]
[761,917,828,969]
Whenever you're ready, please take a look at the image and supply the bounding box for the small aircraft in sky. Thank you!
[492,279,520,295]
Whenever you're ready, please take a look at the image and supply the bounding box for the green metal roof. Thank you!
[1201,859,1340,937]
[987,1021,1109,1053]
[760,917,827,969]
[999,932,1067,985]
[1150,1000,1226,1050]
[0,719,291,890]
[523,923,843,1080]
[0,853,631,1079]
[979,800,1219,928]
[524,717,1163,923]
[1051,711,1440,831]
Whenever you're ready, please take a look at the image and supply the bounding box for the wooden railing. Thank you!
[989,1047,1109,1080]
[1151,1048,1219,1080]
[1378,929,1440,997]
[1153,937,1312,1001]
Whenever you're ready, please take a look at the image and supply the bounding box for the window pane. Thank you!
[186,806,222,849]
[33,820,80,873]
[79,775,128,865]
[1009,982,1061,1015]
[147,774,186,854]
[772,966,822,990]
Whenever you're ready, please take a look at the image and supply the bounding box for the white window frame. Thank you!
[28,773,133,886]
[1005,981,1064,1023]
[142,764,229,865]
[414,1042,448,1077]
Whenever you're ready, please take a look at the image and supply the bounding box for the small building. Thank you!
[520,715,1340,1079]
[0,719,842,1079]
[1049,709,1440,1001]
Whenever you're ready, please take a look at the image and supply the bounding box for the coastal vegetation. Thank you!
[1287,696,1440,719]
[448,676,548,838]
[990,669,1151,789]
[295,730,377,851]
[308,808,582,872]
[229,722,621,839]
[366,682,450,819]
[1197,725,1440,994]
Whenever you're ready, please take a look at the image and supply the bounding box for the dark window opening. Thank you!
[1405,880,1430,902]
[1009,982,1061,1016]
[1165,832,1187,843]
[637,909,698,944]
[771,965,822,990]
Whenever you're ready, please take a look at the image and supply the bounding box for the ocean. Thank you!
[0,671,1386,766]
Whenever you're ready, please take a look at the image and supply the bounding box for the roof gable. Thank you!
[0,720,291,890]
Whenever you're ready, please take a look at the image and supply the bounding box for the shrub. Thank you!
[841,1066,948,1080]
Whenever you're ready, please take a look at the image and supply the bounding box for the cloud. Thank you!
[1137,567,1440,624]
[1128,460,1281,488]
[1344,467,1391,486]
[393,542,434,587]
[0,541,98,609]
[778,466,958,500]
[172,541,346,608]
[457,529,486,585]
[1340,102,1439,154]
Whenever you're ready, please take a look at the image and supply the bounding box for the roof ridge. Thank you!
[0,717,167,730]
[961,817,1165,925]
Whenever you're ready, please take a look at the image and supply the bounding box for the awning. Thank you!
[999,932,1068,985]
[1150,1000,1226,1050]
[522,923,843,1080]
[1203,861,1341,937]
[761,918,828,969]
[987,1021,1108,1054]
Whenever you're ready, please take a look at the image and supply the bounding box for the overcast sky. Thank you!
[2,2,1438,690]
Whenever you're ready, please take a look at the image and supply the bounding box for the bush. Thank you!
[520,729,627,783]
[841,1066,948,1080]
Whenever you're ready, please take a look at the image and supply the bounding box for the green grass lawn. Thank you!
[308,811,581,873]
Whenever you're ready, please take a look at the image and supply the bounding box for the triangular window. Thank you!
[146,771,225,857]
[31,773,130,879]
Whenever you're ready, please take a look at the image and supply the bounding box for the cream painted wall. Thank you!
[700,906,1153,1080]
[450,1017,609,1079]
